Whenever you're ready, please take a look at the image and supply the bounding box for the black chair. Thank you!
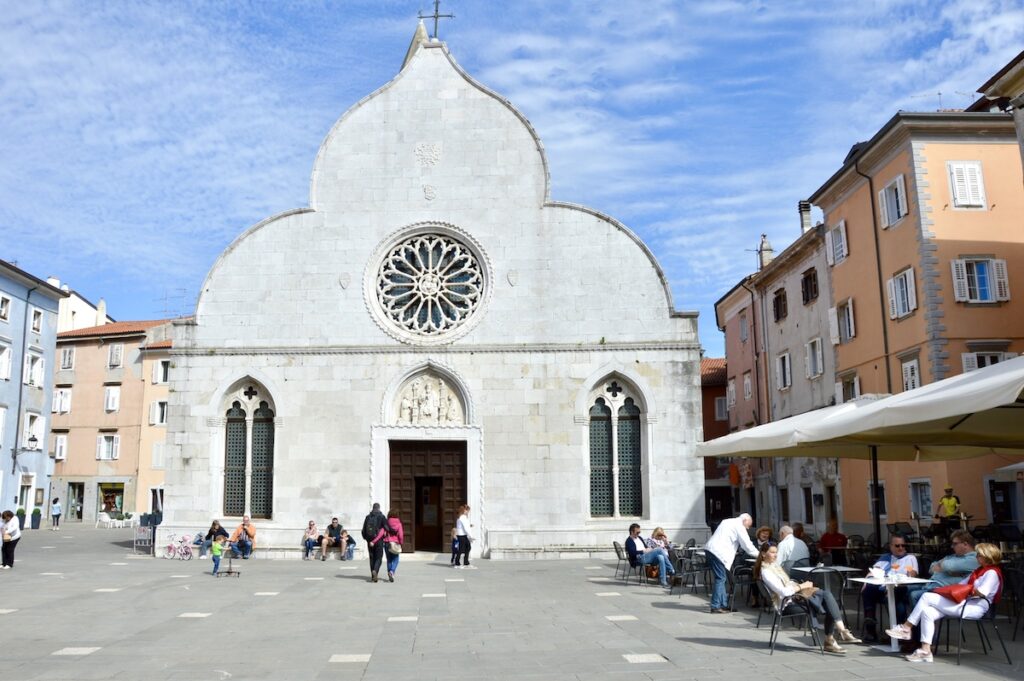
[762,586,823,655]
[674,551,707,595]
[727,564,756,611]
[612,541,628,580]
[938,594,1012,665]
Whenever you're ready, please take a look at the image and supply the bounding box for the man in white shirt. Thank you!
[776,525,810,568]
[705,513,759,613]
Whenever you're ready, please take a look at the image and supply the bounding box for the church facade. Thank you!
[162,27,706,558]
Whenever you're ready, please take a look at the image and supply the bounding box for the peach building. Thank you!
[807,111,1024,536]
[50,319,173,522]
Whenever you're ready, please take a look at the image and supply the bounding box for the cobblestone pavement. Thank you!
[1,524,1020,680]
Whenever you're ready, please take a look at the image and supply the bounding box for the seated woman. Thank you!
[885,542,1003,663]
[302,520,319,560]
[755,525,774,550]
[647,527,671,552]
[199,520,229,559]
[754,542,861,654]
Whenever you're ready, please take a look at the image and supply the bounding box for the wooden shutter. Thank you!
[902,362,914,391]
[828,307,840,345]
[824,229,834,266]
[950,259,969,301]
[23,354,32,384]
[814,340,824,375]
[886,278,897,319]
[847,299,856,338]
[96,435,104,459]
[878,187,890,227]
[906,268,917,311]
[804,342,812,378]
[949,162,970,206]
[965,163,985,206]
[152,362,160,384]
[0,346,9,379]
[838,221,848,259]
[961,353,978,373]
[853,376,861,397]
[149,402,158,425]
[52,391,60,413]
[896,175,908,217]
[993,259,1010,301]
[774,357,781,389]
[834,382,844,405]
[112,435,120,460]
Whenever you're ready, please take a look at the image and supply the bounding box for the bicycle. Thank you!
[163,534,194,560]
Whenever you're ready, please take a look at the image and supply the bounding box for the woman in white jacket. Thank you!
[1,510,22,569]
[886,542,1004,663]
[754,543,861,654]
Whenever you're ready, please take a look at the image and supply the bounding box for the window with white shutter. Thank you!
[152,359,171,384]
[776,352,792,390]
[96,434,120,460]
[24,353,43,387]
[838,299,856,343]
[901,359,921,391]
[962,352,1011,372]
[947,161,986,208]
[150,401,168,426]
[951,258,1010,303]
[727,379,736,407]
[879,174,909,227]
[0,295,10,321]
[108,343,124,368]
[23,413,43,448]
[54,434,68,460]
[887,268,917,319]
[0,343,11,380]
[104,386,121,412]
[739,313,749,342]
[52,388,72,414]
[805,338,824,378]
[30,308,43,333]
[60,346,75,370]
[826,221,848,265]
[743,372,752,400]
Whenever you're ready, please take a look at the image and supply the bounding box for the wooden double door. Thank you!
[389,440,467,552]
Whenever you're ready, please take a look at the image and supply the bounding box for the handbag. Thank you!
[645,565,660,579]
[933,583,973,603]
[386,541,402,554]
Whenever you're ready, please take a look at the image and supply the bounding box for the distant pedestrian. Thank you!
[362,503,387,582]
[450,527,459,565]
[372,509,404,582]
[1,510,21,569]
[210,535,225,576]
[50,497,62,531]
[302,520,319,560]
[454,504,475,569]
[704,513,758,613]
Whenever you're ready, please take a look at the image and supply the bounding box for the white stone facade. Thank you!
[161,36,704,558]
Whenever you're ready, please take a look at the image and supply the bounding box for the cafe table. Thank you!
[848,575,933,652]
[790,565,862,596]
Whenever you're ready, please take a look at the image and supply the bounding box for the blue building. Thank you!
[0,259,67,520]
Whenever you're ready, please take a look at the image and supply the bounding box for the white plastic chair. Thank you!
[96,512,113,528]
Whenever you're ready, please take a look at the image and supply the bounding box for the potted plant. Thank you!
[15,508,26,530]
[30,507,42,530]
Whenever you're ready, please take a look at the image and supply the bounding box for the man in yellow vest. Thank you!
[934,486,961,532]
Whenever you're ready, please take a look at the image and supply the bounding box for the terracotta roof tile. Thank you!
[58,319,172,339]
[701,357,727,387]
[141,339,173,349]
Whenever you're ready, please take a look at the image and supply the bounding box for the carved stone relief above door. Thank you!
[393,372,465,426]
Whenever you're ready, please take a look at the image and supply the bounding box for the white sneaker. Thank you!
[464,565,477,569]
[453,565,463,569]
[905,649,933,663]
[199,555,208,560]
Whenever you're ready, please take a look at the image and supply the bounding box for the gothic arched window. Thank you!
[224,402,246,516]
[589,398,613,517]
[250,401,275,518]
[220,385,276,519]
[585,379,647,518]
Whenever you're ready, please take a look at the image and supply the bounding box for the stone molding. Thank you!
[172,341,701,356]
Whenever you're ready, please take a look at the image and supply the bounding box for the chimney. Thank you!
[47,276,60,288]
[96,298,108,326]
[798,201,812,233]
[757,234,775,270]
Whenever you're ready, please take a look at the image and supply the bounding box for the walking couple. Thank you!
[363,503,404,583]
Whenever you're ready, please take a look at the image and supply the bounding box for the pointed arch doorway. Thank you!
[388,440,466,552]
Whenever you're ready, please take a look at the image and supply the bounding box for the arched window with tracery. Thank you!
[589,398,613,516]
[586,379,647,518]
[220,384,276,519]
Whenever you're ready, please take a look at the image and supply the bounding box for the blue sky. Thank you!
[2,1,1022,356]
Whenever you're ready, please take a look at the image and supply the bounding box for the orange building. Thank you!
[50,319,174,522]
[807,112,1024,536]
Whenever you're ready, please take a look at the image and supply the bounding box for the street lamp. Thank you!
[10,434,38,474]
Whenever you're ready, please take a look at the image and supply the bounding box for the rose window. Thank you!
[375,233,484,337]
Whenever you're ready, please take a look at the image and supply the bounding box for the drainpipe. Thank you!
[853,160,891,549]
[11,287,38,478]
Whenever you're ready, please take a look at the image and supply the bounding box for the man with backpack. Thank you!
[362,502,387,583]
